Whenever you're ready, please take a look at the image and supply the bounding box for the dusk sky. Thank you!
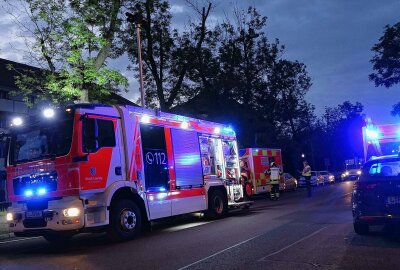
[0,0,399,124]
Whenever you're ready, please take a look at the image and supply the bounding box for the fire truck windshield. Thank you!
[9,113,74,165]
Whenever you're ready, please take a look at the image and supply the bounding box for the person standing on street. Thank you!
[266,162,282,200]
[302,160,312,197]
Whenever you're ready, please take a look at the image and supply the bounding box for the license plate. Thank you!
[26,211,43,219]
[386,196,400,205]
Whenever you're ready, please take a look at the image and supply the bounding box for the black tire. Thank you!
[354,222,369,235]
[107,199,142,242]
[206,190,227,219]
[43,232,74,244]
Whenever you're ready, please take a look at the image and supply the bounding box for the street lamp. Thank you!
[301,153,305,159]
[126,11,146,108]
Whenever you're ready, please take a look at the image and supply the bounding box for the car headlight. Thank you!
[6,213,13,221]
[345,171,349,176]
[357,170,362,175]
[329,175,334,180]
[62,208,80,217]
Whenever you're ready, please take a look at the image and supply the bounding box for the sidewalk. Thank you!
[0,211,14,240]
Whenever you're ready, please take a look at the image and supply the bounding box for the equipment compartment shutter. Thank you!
[171,129,203,188]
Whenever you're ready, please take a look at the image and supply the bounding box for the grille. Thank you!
[23,218,47,228]
[26,200,49,211]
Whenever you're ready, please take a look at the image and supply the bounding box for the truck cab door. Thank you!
[80,116,124,191]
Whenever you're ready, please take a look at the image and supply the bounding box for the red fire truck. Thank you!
[239,148,284,196]
[362,122,400,161]
[4,104,251,242]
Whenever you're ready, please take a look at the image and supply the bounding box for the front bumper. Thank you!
[6,196,85,234]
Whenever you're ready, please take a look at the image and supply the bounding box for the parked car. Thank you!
[282,173,297,191]
[342,168,362,181]
[299,171,319,187]
[318,171,335,184]
[352,155,400,235]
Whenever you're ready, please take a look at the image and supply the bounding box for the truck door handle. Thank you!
[115,166,122,175]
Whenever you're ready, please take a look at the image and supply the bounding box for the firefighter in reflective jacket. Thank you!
[265,162,282,200]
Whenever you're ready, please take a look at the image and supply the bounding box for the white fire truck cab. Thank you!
[5,104,251,242]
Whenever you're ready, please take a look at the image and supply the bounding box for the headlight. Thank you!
[6,213,13,221]
[329,175,334,180]
[63,208,80,217]
[345,171,349,176]
[357,170,362,175]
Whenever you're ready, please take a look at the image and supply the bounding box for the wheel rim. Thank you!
[213,196,224,214]
[120,209,137,231]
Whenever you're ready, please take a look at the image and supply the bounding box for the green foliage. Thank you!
[6,0,128,104]
[315,101,365,170]
[369,22,400,118]
[369,22,400,88]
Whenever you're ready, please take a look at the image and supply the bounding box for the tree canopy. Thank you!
[369,21,400,117]
[3,0,369,173]
[4,0,130,103]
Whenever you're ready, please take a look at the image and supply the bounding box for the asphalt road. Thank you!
[1,182,400,270]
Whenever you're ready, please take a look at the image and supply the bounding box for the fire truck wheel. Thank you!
[108,199,142,242]
[206,190,227,219]
[43,232,74,244]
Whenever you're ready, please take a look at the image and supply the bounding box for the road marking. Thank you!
[178,233,264,270]
[258,226,328,261]
[163,221,211,232]
[0,236,42,244]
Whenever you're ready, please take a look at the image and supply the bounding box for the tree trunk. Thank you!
[80,89,89,103]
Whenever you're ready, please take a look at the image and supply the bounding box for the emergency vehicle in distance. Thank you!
[5,104,251,242]
[239,148,284,197]
[362,121,400,161]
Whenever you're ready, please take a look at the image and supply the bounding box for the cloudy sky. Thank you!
[1,0,399,124]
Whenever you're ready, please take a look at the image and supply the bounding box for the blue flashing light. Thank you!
[222,126,235,135]
[37,188,47,195]
[158,187,166,192]
[365,128,380,140]
[174,115,188,122]
[24,190,33,197]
